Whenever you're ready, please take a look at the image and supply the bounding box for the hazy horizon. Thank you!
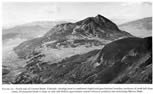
[3,2,152,28]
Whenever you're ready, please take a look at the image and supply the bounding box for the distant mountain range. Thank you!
[2,21,66,41]
[119,17,152,37]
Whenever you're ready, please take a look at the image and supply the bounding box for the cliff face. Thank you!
[13,37,152,84]
[14,14,132,59]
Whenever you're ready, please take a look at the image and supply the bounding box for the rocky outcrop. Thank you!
[13,37,152,84]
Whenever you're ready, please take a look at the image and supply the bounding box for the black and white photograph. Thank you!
[2,2,152,84]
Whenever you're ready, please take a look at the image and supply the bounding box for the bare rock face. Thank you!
[13,37,152,84]
[14,14,132,59]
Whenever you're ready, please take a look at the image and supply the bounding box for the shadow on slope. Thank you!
[12,37,152,84]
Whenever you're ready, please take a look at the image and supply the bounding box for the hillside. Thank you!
[119,17,152,37]
[12,37,152,84]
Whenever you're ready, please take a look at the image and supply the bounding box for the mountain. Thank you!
[13,37,152,84]
[4,14,152,84]
[14,14,132,59]
[44,14,131,40]
[2,21,66,41]
[119,17,152,37]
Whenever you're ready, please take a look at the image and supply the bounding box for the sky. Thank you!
[2,2,152,28]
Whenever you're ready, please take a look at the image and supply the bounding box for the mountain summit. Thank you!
[77,14,120,31]
[44,14,131,41]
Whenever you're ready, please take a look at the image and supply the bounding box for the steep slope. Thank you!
[13,37,152,84]
[119,17,152,37]
[14,14,132,59]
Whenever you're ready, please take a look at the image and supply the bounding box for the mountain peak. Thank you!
[96,14,105,19]
[94,14,106,24]
[95,14,111,23]
[76,14,106,25]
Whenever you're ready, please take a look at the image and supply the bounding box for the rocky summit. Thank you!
[13,37,152,84]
